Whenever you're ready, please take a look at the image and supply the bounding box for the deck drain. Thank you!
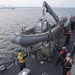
[42,72,48,75]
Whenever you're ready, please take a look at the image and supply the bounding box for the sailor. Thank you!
[21,26,26,34]
[17,49,28,71]
[64,30,72,46]
[55,46,67,66]
[55,44,61,52]
[62,53,73,75]
[70,15,74,31]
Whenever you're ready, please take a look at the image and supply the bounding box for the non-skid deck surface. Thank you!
[2,54,61,75]
[1,30,75,75]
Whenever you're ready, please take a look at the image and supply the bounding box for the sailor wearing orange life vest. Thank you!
[71,16,75,31]
[62,53,73,75]
[64,30,72,46]
[55,46,67,66]
[17,49,28,71]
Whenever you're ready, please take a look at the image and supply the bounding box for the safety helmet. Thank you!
[68,30,71,32]
[22,72,27,75]
[62,46,66,50]
[66,53,71,57]
[18,52,23,56]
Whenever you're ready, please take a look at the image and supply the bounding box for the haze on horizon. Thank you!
[0,0,75,8]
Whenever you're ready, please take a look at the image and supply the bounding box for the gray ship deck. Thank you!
[1,54,61,75]
[1,30,75,75]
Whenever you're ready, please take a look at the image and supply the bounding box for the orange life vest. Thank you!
[66,71,71,75]
[64,57,72,68]
[68,32,72,37]
[60,49,67,56]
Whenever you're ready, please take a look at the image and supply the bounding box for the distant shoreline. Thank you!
[0,7,75,9]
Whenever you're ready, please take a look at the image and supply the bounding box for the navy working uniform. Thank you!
[64,30,72,46]
[55,47,67,66]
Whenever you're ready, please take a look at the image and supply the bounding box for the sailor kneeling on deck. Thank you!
[62,53,73,75]
[55,46,67,66]
[17,49,28,71]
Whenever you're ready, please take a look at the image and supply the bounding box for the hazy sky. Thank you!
[0,0,75,7]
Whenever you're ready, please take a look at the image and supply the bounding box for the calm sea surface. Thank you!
[0,7,75,65]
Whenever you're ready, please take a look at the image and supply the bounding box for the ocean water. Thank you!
[0,7,75,65]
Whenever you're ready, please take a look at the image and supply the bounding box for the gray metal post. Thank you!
[41,20,44,33]
[57,23,61,48]
[58,29,61,48]
[48,24,51,60]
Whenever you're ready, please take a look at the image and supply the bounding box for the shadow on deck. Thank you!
[1,53,61,75]
[1,30,75,75]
